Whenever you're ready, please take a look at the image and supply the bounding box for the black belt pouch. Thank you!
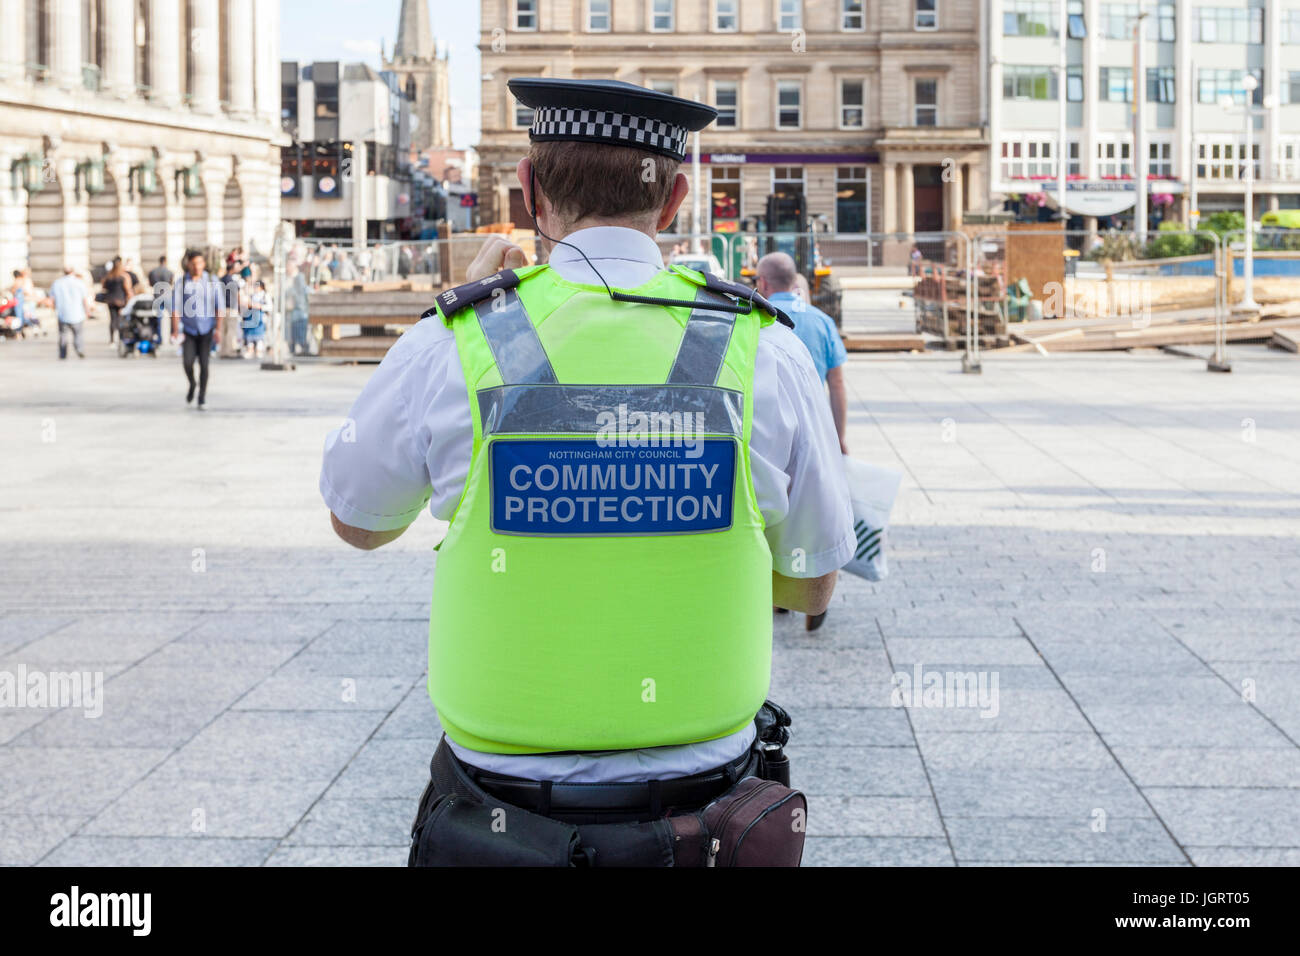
[411,795,581,867]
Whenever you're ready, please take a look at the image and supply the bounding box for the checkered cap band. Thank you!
[530,107,690,159]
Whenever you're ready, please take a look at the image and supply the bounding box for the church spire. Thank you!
[393,0,434,60]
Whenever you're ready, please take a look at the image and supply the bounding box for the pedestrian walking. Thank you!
[101,257,134,343]
[169,249,223,410]
[320,78,853,867]
[287,265,311,356]
[757,251,850,632]
[49,266,92,359]
[147,255,173,290]
[242,280,268,358]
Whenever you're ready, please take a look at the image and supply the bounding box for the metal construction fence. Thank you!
[253,225,1289,373]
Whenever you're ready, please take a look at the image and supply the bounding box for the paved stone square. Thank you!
[2,319,1298,866]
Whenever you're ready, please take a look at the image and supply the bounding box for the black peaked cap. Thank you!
[508,77,717,162]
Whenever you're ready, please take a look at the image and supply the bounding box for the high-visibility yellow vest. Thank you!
[428,264,775,754]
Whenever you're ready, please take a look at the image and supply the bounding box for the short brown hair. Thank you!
[529,141,679,225]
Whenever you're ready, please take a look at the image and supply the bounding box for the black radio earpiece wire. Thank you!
[527,165,761,316]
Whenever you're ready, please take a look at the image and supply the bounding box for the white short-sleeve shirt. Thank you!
[320,226,855,782]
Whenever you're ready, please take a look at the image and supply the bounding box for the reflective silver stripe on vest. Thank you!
[474,289,557,385]
[478,384,743,437]
[666,289,737,386]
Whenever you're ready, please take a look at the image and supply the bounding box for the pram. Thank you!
[117,293,163,357]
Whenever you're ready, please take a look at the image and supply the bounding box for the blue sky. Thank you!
[279,0,481,147]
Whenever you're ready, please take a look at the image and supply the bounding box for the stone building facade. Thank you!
[0,0,285,286]
[476,0,989,261]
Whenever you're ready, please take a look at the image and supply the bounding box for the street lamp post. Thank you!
[1132,7,1150,241]
[1220,74,1275,313]
[1057,0,1067,226]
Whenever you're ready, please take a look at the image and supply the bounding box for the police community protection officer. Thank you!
[319,79,854,865]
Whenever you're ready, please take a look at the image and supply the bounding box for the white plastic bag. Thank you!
[841,456,903,582]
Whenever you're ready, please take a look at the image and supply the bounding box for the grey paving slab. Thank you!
[807,796,946,838]
[373,686,444,739]
[914,732,1116,772]
[928,769,1153,819]
[154,710,382,780]
[784,745,931,797]
[263,845,409,867]
[231,675,411,712]
[38,836,279,867]
[1186,847,1300,866]
[945,816,1188,864]
[327,738,440,800]
[801,836,954,867]
[1110,747,1300,788]
[5,339,1300,865]
[1142,788,1300,847]
[0,746,171,815]
[783,706,916,748]
[0,814,85,865]
[281,797,413,846]
[82,777,335,838]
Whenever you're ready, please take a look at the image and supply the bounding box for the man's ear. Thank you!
[516,157,536,217]
[656,172,691,232]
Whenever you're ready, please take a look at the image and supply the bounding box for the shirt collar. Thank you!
[547,226,665,269]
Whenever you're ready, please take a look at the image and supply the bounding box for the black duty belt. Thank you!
[465,747,756,818]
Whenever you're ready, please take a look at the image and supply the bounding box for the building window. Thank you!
[842,0,865,31]
[1068,140,1081,176]
[1196,139,1259,180]
[710,166,741,228]
[1277,141,1300,179]
[1099,66,1132,102]
[840,79,865,128]
[915,0,937,31]
[650,0,674,31]
[514,0,537,31]
[836,166,868,233]
[586,0,610,31]
[1067,0,1086,38]
[999,138,1056,179]
[1100,3,1142,39]
[777,81,802,128]
[1097,140,1132,178]
[1198,68,1264,105]
[1195,7,1264,45]
[1066,66,1084,102]
[778,0,801,31]
[1285,10,1300,44]
[1155,2,1176,41]
[1003,66,1058,101]
[281,62,298,135]
[714,80,738,127]
[1147,67,1176,103]
[134,0,150,90]
[714,0,738,31]
[773,166,805,198]
[1003,1,1057,37]
[1283,71,1300,104]
[914,78,938,125]
[1148,142,1173,178]
[648,78,675,96]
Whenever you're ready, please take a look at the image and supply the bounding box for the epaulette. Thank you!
[421,266,545,323]
[670,265,795,329]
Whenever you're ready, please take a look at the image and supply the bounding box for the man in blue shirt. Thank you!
[169,249,224,410]
[757,253,848,454]
[48,266,92,360]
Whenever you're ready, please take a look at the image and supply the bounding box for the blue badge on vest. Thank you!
[490,439,736,536]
